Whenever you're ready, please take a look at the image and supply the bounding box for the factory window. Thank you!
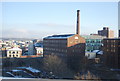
[9,55,11,57]
[113,40,115,42]
[87,41,90,43]
[92,41,95,43]
[16,51,18,54]
[107,40,109,43]
[16,55,18,57]
[66,50,67,52]
[107,49,109,51]
[113,50,115,52]
[111,45,113,47]
[73,50,74,52]
[88,54,90,57]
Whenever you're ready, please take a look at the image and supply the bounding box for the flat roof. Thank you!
[103,38,120,40]
[44,34,75,39]
[81,35,106,39]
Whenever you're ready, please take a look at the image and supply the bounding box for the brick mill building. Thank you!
[43,10,86,58]
[103,38,120,69]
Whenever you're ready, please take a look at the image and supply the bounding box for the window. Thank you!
[113,50,115,52]
[75,40,78,43]
[12,51,15,54]
[88,54,90,57]
[9,51,11,54]
[16,51,18,54]
[9,55,11,57]
[107,49,109,51]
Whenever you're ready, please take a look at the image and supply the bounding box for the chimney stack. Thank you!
[76,10,80,35]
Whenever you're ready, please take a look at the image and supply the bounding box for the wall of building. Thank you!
[108,30,114,38]
[43,39,67,56]
[43,34,86,57]
[103,38,120,69]
[82,35,106,52]
[86,39,102,52]
[35,47,43,57]
[28,41,36,55]
[7,50,22,58]
[98,27,114,38]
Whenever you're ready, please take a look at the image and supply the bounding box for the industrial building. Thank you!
[98,27,114,38]
[82,35,106,52]
[103,38,120,69]
[43,10,86,57]
[102,17,120,69]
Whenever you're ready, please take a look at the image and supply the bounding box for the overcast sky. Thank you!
[1,2,118,39]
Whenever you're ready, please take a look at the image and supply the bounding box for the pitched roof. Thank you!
[7,47,22,51]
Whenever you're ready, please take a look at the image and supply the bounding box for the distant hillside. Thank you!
[0,38,43,41]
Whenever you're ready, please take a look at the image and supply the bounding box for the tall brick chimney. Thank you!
[76,10,80,35]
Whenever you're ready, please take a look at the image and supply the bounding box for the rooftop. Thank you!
[81,35,106,39]
[104,38,120,40]
[7,47,22,51]
[44,34,75,39]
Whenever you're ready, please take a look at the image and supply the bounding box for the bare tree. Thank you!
[43,54,73,78]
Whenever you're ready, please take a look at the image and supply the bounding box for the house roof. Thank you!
[7,47,22,51]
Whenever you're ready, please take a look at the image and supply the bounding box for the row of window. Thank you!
[106,49,116,52]
[86,41,102,43]
[44,40,67,43]
[44,43,67,47]
[86,44,102,46]
[70,40,79,44]
[44,44,83,48]
[8,51,20,54]
[37,51,43,54]
[106,40,116,43]
[8,55,19,57]
[44,48,82,53]
[44,48,67,52]
[105,45,117,47]
[86,46,102,48]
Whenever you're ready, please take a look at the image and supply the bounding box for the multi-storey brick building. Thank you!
[43,34,85,57]
[103,38,120,69]
[43,10,85,71]
[43,10,85,57]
